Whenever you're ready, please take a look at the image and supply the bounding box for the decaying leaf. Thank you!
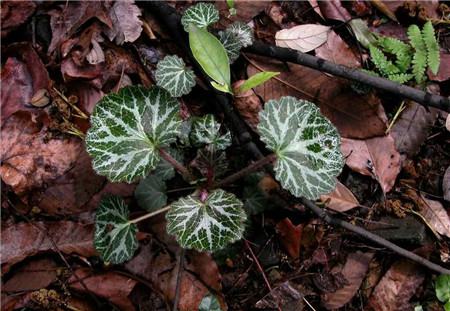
[1,1,36,37]
[317,0,352,22]
[417,194,450,238]
[276,218,303,259]
[247,54,388,139]
[369,259,425,311]
[255,281,304,309]
[69,268,137,311]
[444,166,450,202]
[391,101,438,159]
[320,181,360,212]
[315,30,361,67]
[321,252,374,309]
[341,135,401,193]
[276,24,330,53]
[105,0,143,45]
[1,221,96,272]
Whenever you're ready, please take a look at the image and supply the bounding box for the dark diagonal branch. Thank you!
[141,1,450,275]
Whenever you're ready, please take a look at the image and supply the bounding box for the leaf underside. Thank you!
[86,86,182,183]
[155,55,196,97]
[135,174,167,212]
[181,2,219,32]
[166,189,246,252]
[94,196,138,264]
[258,96,344,200]
[190,114,232,151]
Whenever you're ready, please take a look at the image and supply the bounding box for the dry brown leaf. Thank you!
[308,0,325,19]
[1,1,36,37]
[321,251,374,309]
[3,258,58,293]
[417,194,450,238]
[444,167,450,202]
[376,0,440,20]
[105,0,143,45]
[246,54,387,139]
[275,24,330,53]
[368,259,425,311]
[232,80,263,131]
[429,53,450,82]
[315,30,361,68]
[370,0,398,21]
[320,181,360,212]
[276,218,303,259]
[1,221,96,272]
[391,101,437,159]
[216,0,268,27]
[318,0,352,22]
[255,281,304,309]
[341,135,401,193]
[69,268,137,311]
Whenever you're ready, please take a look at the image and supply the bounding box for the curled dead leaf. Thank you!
[105,0,143,45]
[276,218,303,259]
[417,194,450,238]
[30,89,50,108]
[320,181,360,212]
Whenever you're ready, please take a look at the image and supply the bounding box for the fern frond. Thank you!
[422,21,440,75]
[369,44,400,75]
[408,25,427,83]
[387,73,413,84]
[378,37,413,72]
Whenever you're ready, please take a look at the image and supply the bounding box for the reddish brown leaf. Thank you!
[216,0,268,27]
[105,0,143,45]
[428,53,450,82]
[3,258,58,293]
[321,251,374,309]
[368,259,425,311]
[232,80,263,131]
[1,221,96,272]
[341,135,401,193]
[276,218,303,259]
[315,30,361,68]
[444,166,450,202]
[0,112,82,195]
[1,1,36,37]
[320,181,360,212]
[391,101,437,159]
[318,0,351,22]
[417,194,450,238]
[247,54,387,139]
[69,268,137,311]
[255,281,304,309]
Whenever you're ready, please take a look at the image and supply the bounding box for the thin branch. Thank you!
[141,0,450,275]
[213,153,276,189]
[245,42,450,112]
[173,248,185,311]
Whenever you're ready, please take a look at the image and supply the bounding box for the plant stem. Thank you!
[159,148,194,182]
[129,206,171,224]
[213,154,276,189]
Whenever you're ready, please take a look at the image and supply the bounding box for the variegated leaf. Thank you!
[135,174,167,212]
[199,294,222,311]
[190,114,231,151]
[86,86,182,183]
[166,189,246,251]
[218,30,242,63]
[94,196,138,264]
[258,97,344,200]
[192,147,228,178]
[155,55,196,97]
[181,2,219,32]
[226,22,254,47]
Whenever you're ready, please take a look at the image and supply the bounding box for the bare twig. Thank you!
[173,248,185,311]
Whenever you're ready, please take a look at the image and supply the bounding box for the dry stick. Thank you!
[129,205,171,224]
[173,248,186,311]
[244,240,282,311]
[142,0,450,275]
[245,42,450,112]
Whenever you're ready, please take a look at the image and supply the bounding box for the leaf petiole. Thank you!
[159,148,195,182]
[129,205,171,224]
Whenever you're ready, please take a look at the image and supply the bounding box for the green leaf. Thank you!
[257,97,344,200]
[377,37,412,71]
[226,22,254,47]
[166,189,247,251]
[189,24,231,91]
[348,19,378,49]
[211,81,233,94]
[135,174,167,212]
[445,301,450,311]
[369,44,400,75]
[199,293,222,311]
[94,196,138,264]
[153,148,184,181]
[181,2,219,32]
[86,86,182,183]
[408,24,427,83]
[422,21,440,75]
[238,71,279,93]
[190,114,231,151]
[387,73,413,83]
[192,147,228,179]
[436,274,450,303]
[155,55,196,97]
[218,30,242,63]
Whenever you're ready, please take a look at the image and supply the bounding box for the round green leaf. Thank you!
[218,30,242,63]
[166,189,246,252]
[155,55,196,97]
[135,174,167,212]
[436,274,450,303]
[86,86,182,183]
[189,24,230,91]
[94,196,138,264]
[257,97,344,200]
[190,114,231,151]
[181,2,219,32]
